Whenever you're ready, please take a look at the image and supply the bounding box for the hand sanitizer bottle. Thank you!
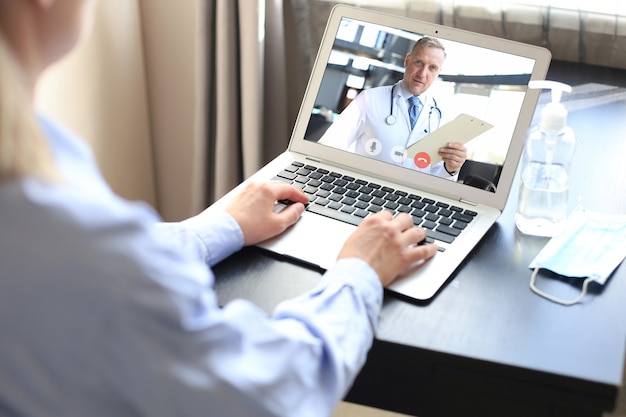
[515,80,576,237]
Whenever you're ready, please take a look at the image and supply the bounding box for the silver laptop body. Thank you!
[212,5,552,301]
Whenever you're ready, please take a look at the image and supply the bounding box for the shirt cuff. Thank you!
[181,209,244,266]
[320,258,384,321]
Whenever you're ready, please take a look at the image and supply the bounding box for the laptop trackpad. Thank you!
[256,210,356,271]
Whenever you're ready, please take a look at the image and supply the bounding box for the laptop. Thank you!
[212,5,551,301]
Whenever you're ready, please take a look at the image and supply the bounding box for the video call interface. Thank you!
[304,17,537,192]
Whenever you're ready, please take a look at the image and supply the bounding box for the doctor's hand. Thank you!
[439,142,467,174]
[225,181,309,245]
[338,211,438,287]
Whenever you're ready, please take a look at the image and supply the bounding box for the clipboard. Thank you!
[405,113,494,168]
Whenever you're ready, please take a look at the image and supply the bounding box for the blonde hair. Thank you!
[0,34,60,182]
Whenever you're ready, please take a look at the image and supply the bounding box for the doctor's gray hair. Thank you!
[0,34,60,182]
[411,37,447,59]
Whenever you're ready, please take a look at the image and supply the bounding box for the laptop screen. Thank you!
[291,7,550,209]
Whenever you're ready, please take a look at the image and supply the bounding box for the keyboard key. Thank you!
[341,197,356,206]
[315,198,329,206]
[426,229,455,244]
[384,201,399,210]
[422,220,437,229]
[425,213,439,222]
[453,221,469,230]
[296,168,312,176]
[385,193,400,202]
[452,212,474,223]
[328,201,342,210]
[372,197,386,206]
[354,209,369,218]
[439,217,453,226]
[439,208,453,218]
[436,224,462,237]
[411,208,426,218]
[277,171,297,181]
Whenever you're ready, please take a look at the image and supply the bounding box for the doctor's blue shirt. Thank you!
[0,116,383,417]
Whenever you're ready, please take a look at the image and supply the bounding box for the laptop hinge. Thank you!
[459,198,478,207]
[304,156,322,163]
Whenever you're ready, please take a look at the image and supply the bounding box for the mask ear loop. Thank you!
[530,268,595,306]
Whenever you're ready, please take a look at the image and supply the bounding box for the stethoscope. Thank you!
[385,84,442,133]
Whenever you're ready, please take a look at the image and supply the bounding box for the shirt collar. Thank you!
[397,80,431,106]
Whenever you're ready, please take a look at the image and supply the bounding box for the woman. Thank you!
[0,1,437,416]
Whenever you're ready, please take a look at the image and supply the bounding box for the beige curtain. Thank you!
[205,0,307,204]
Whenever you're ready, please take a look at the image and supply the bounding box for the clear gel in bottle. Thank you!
[515,81,576,237]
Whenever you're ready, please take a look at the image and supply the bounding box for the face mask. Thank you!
[529,206,626,305]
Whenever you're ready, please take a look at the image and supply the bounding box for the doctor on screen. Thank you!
[318,37,467,179]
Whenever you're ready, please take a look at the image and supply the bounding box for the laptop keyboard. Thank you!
[273,161,476,249]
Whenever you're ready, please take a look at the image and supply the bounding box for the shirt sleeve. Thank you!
[155,209,244,266]
[102,236,383,417]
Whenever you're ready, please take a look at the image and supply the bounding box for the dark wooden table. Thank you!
[213,82,626,417]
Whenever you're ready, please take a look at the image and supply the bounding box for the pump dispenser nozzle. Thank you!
[529,80,572,132]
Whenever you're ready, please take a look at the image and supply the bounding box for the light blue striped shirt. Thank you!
[0,116,383,417]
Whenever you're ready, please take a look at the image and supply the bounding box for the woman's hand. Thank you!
[338,211,438,287]
[225,181,309,245]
